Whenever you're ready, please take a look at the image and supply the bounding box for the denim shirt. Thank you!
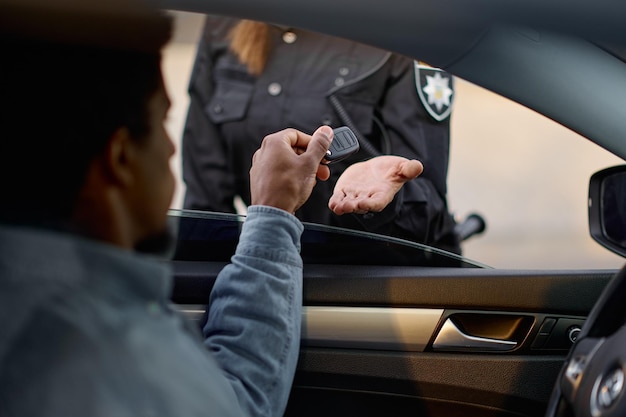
[0,206,303,417]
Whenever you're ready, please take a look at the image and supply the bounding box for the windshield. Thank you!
[169,210,487,268]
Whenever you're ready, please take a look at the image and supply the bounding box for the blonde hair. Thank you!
[228,20,272,76]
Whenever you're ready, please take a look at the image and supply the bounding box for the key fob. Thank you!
[323,126,360,164]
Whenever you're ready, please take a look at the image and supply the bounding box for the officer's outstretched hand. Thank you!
[329,156,423,215]
[250,126,333,214]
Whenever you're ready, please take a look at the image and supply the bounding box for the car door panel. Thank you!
[173,261,614,417]
[288,350,564,417]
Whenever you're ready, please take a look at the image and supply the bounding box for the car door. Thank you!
[286,269,611,417]
[169,210,616,417]
[155,1,626,415]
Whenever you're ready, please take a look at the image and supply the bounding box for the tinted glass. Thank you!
[169,209,488,268]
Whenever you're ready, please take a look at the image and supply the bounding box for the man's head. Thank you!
[0,0,175,249]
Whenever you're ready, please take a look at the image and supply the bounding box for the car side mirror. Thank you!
[589,165,626,258]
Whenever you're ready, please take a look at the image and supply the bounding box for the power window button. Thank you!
[544,318,586,349]
[531,318,557,349]
[538,318,557,335]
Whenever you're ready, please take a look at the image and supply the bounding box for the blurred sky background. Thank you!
[162,11,625,270]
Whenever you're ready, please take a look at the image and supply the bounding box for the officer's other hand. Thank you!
[250,126,333,214]
[329,156,423,215]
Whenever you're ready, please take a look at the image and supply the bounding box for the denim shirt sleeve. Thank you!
[203,206,304,417]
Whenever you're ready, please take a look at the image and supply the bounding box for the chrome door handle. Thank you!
[432,318,518,352]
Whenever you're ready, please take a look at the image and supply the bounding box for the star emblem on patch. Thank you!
[414,62,454,122]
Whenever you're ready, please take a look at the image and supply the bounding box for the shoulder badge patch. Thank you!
[414,62,454,122]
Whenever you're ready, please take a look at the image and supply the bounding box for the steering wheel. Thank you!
[545,265,626,417]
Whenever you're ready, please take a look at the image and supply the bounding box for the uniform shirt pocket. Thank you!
[207,63,255,124]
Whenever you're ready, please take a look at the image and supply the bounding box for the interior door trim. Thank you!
[303,306,443,351]
[178,304,444,351]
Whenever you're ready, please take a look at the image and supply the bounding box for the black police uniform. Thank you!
[182,16,461,254]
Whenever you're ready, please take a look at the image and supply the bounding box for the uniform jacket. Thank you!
[182,16,460,253]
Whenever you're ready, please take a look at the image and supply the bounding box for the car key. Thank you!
[323,126,360,164]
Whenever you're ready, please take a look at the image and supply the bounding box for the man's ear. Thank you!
[103,127,136,186]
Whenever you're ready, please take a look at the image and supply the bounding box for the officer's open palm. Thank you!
[329,156,423,215]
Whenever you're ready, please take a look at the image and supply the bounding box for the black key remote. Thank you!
[324,126,360,164]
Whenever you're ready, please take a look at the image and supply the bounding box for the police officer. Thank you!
[182,16,461,254]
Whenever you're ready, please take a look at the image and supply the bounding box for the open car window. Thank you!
[163,11,625,270]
